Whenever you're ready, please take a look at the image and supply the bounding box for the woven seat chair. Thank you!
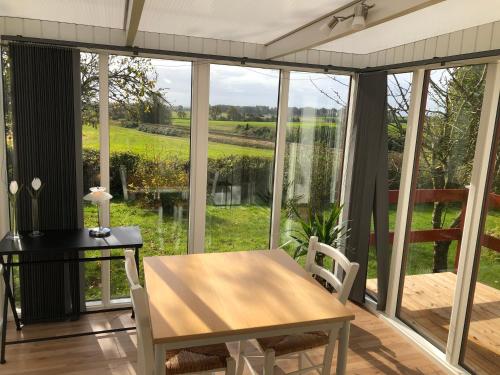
[236,237,359,375]
[124,250,236,375]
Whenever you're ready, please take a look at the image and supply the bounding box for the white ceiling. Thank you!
[138,0,352,44]
[0,0,126,29]
[317,0,500,54]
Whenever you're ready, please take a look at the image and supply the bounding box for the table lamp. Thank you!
[83,186,113,237]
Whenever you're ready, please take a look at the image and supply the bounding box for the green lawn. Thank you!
[83,201,499,301]
[83,122,274,160]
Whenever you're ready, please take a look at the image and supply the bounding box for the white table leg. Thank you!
[336,321,350,375]
[155,344,166,375]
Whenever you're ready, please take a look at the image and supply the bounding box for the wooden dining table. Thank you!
[143,249,355,375]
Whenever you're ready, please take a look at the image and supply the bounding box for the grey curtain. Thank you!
[344,71,390,310]
[10,43,83,322]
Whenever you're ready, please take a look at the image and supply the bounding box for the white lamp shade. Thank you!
[351,15,365,29]
[83,186,113,202]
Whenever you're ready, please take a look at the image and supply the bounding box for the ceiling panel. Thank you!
[0,0,126,29]
[317,0,500,54]
[138,0,353,44]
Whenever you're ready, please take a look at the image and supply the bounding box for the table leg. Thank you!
[1,256,21,330]
[155,343,166,375]
[336,321,350,375]
[131,248,140,319]
[1,264,8,364]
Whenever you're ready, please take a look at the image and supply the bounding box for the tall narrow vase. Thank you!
[7,198,21,240]
[30,197,43,237]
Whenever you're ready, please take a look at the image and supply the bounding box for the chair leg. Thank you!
[263,349,275,375]
[236,342,245,375]
[226,356,237,375]
[298,352,304,370]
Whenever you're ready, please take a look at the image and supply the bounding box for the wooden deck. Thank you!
[1,302,446,375]
[368,272,500,374]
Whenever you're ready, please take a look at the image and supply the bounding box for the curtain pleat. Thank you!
[10,43,82,323]
[344,71,389,309]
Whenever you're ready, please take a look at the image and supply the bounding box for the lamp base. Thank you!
[89,227,111,238]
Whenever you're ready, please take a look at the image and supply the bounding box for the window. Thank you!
[397,65,487,351]
[107,57,192,299]
[205,64,279,252]
[81,52,102,302]
[280,72,350,263]
[460,109,500,374]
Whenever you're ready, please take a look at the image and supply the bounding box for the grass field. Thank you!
[80,118,498,302]
[82,121,274,160]
[83,200,499,300]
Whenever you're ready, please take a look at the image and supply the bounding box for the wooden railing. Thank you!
[370,188,500,270]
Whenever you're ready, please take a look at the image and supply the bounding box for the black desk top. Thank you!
[0,226,143,255]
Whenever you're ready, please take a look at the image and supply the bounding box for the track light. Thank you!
[327,16,340,29]
[322,0,374,32]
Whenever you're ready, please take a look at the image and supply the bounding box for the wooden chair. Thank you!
[124,251,237,375]
[237,236,359,375]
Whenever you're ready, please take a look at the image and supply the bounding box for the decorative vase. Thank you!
[30,197,43,237]
[7,198,20,240]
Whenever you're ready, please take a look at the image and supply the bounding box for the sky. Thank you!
[152,59,351,109]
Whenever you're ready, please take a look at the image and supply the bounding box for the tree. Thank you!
[387,66,486,272]
[177,105,187,119]
[209,105,222,120]
[80,53,169,126]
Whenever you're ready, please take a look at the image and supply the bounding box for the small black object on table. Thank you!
[0,226,143,364]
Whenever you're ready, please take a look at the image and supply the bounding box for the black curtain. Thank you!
[344,71,390,310]
[10,43,83,323]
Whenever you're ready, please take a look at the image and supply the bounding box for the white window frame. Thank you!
[381,62,500,374]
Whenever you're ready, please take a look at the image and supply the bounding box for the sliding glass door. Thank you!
[397,65,487,350]
[205,64,279,252]
[460,104,500,374]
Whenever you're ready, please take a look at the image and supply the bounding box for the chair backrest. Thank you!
[305,236,359,305]
[131,284,155,375]
[124,249,140,287]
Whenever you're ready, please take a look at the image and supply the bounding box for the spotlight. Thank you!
[327,16,340,29]
[352,1,374,30]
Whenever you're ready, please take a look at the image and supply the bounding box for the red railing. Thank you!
[370,189,500,270]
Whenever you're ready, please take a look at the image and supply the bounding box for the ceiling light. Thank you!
[352,1,374,30]
[327,16,340,29]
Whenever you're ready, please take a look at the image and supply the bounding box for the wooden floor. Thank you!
[1,302,446,375]
[368,272,500,375]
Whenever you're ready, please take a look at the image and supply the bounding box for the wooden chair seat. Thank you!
[257,331,329,357]
[165,343,230,374]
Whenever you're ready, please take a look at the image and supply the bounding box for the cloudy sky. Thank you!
[152,59,350,109]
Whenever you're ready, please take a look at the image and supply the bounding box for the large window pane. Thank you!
[205,64,279,252]
[461,116,500,374]
[280,72,350,263]
[398,65,486,351]
[367,72,413,299]
[81,52,102,302]
[108,57,191,299]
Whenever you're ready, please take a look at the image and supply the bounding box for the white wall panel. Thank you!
[492,21,500,50]
[448,30,463,55]
[476,23,493,52]
[60,23,77,41]
[423,37,437,59]
[461,27,478,54]
[144,32,160,49]
[23,19,41,38]
[76,24,93,43]
[435,34,449,57]
[412,40,425,61]
[1,17,500,70]
[403,42,414,62]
